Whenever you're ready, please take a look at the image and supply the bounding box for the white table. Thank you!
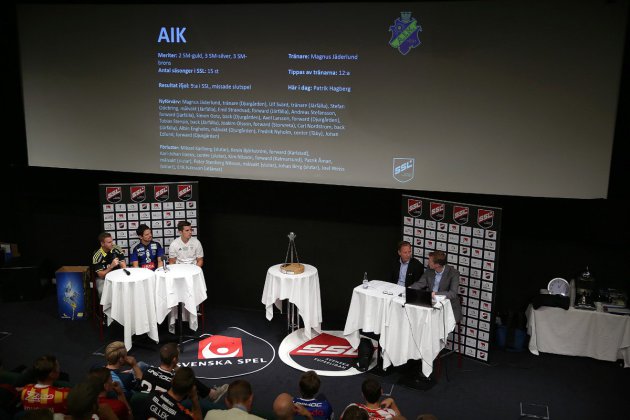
[262,263,322,339]
[154,264,207,333]
[101,267,159,350]
[526,304,630,367]
[343,280,456,377]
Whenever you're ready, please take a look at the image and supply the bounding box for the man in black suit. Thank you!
[390,241,424,288]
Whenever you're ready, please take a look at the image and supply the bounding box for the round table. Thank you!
[154,264,207,334]
[101,267,159,350]
[261,263,322,339]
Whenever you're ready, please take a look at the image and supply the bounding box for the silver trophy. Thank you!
[280,232,304,274]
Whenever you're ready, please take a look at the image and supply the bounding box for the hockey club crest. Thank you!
[178,184,193,201]
[389,12,422,55]
[430,202,445,221]
[477,209,494,229]
[105,187,122,203]
[393,158,415,183]
[130,186,146,203]
[154,185,170,202]
[453,205,469,225]
[407,199,422,217]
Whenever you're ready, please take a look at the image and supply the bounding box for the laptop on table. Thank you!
[405,287,434,308]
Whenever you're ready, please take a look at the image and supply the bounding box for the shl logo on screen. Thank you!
[393,158,415,183]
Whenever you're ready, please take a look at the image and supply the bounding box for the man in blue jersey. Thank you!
[129,224,164,270]
[293,371,333,420]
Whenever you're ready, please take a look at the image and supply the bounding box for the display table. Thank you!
[262,263,322,339]
[154,264,207,333]
[101,267,159,350]
[343,280,456,377]
[526,305,630,367]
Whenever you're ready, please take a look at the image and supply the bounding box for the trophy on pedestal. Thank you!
[280,232,305,274]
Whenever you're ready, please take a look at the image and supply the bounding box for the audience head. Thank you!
[299,370,321,398]
[159,343,180,368]
[170,367,196,399]
[87,367,113,394]
[272,393,295,420]
[397,241,413,263]
[66,381,100,420]
[104,341,127,365]
[341,404,369,420]
[21,409,54,420]
[33,355,60,383]
[361,378,382,404]
[226,379,254,410]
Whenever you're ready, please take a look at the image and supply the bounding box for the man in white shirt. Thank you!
[169,221,204,267]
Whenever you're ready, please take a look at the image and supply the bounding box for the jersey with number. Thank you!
[141,391,193,420]
[130,241,164,270]
[139,366,174,394]
[294,396,334,420]
[21,384,71,413]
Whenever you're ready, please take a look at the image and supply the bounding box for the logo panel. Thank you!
[198,335,243,359]
[477,209,494,228]
[389,12,422,55]
[453,205,469,225]
[393,158,415,183]
[105,187,122,203]
[130,186,146,203]
[178,184,193,201]
[407,199,422,217]
[430,202,445,221]
[154,185,170,202]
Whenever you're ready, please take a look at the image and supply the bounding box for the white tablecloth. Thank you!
[526,304,630,367]
[343,280,456,377]
[261,264,322,339]
[101,268,159,350]
[154,264,207,332]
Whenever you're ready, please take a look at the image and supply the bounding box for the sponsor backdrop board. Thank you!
[401,195,502,363]
[99,182,199,258]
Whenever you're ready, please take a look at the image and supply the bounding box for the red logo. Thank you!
[130,186,146,203]
[198,335,243,359]
[290,333,359,358]
[477,209,494,228]
[430,202,445,221]
[105,187,122,203]
[154,185,169,202]
[453,206,469,225]
[178,184,192,201]
[407,199,422,217]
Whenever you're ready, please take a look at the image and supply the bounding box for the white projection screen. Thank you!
[18,1,628,198]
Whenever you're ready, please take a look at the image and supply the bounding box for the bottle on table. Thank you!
[362,272,369,288]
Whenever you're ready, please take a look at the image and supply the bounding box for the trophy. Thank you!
[280,232,305,274]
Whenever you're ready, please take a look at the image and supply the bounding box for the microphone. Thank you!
[123,268,131,276]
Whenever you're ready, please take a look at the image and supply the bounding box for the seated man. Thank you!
[390,241,424,288]
[346,379,401,419]
[169,221,203,267]
[20,355,71,414]
[204,380,264,420]
[139,343,227,408]
[274,393,313,420]
[293,371,333,420]
[92,232,126,295]
[87,367,131,420]
[130,224,164,270]
[103,341,145,399]
[141,367,201,420]
[410,250,461,322]
[67,381,117,420]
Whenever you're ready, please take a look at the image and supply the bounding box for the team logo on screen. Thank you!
[407,199,423,217]
[130,186,146,202]
[105,187,122,203]
[453,206,469,225]
[178,184,193,201]
[389,12,422,55]
[393,158,415,183]
[477,209,494,228]
[154,185,170,202]
[430,202,445,221]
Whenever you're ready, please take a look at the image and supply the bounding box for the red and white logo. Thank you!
[407,199,422,217]
[290,333,359,358]
[198,335,243,359]
[453,206,469,225]
[105,187,122,203]
[154,185,169,202]
[477,209,494,228]
[178,184,192,201]
[130,186,146,203]
[430,202,445,221]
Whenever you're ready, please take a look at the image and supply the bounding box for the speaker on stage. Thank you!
[356,338,374,372]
